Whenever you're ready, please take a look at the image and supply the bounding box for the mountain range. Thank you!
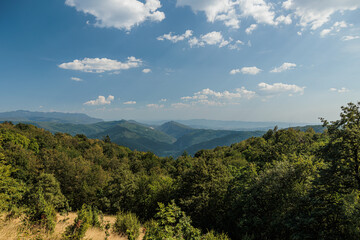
[0,110,323,157]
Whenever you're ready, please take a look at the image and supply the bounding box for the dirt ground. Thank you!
[0,213,145,240]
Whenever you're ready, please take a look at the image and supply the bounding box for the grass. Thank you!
[0,213,145,240]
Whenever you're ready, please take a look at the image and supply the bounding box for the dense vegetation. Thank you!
[2,102,360,239]
[10,120,266,157]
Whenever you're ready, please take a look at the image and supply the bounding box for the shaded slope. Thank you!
[184,131,266,155]
[156,121,194,139]
[89,125,176,155]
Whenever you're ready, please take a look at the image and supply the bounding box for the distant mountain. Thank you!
[290,125,325,133]
[4,111,320,157]
[0,110,102,124]
[88,124,176,156]
[184,131,265,155]
[174,129,237,149]
[156,121,194,139]
[142,119,315,131]
[8,117,265,157]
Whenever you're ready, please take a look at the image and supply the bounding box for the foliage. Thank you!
[4,102,360,239]
[36,173,69,211]
[113,211,141,240]
[144,201,201,240]
[202,230,231,240]
[0,155,26,212]
[62,204,95,240]
[26,188,57,233]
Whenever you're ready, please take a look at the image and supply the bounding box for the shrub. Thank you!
[62,204,93,240]
[144,201,201,240]
[113,211,141,240]
[26,187,57,233]
[202,230,230,240]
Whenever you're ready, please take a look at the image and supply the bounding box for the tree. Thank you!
[321,102,360,190]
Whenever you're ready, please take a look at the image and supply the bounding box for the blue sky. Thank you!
[1,0,360,122]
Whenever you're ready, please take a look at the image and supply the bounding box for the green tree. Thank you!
[321,102,360,190]
[144,201,201,240]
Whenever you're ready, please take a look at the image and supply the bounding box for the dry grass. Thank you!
[0,213,144,240]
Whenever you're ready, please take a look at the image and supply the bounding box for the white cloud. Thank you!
[124,101,137,105]
[65,0,165,31]
[59,57,142,73]
[189,31,225,48]
[71,77,83,82]
[270,62,296,73]
[157,30,193,42]
[258,82,305,95]
[158,30,244,50]
[176,0,285,28]
[84,95,114,105]
[160,98,167,102]
[238,0,277,25]
[189,31,235,49]
[330,87,349,93]
[147,103,164,108]
[245,24,257,34]
[201,31,223,45]
[230,66,262,75]
[342,35,360,41]
[142,68,152,73]
[275,15,292,25]
[282,0,360,30]
[180,87,256,106]
[320,21,348,37]
[176,0,240,28]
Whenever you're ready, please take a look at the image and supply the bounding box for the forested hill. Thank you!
[11,120,267,157]
[2,102,360,239]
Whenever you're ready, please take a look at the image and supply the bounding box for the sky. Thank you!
[1,0,360,122]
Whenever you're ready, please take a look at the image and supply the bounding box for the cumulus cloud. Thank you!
[189,31,225,47]
[59,57,142,73]
[258,82,305,95]
[124,101,137,104]
[71,77,83,82]
[157,30,193,42]
[282,0,360,30]
[147,103,164,108]
[142,68,152,73]
[320,21,348,37]
[65,0,165,31]
[188,31,234,48]
[160,98,167,102]
[177,0,288,28]
[342,35,360,41]
[176,0,240,28]
[245,24,257,34]
[270,62,296,73]
[84,95,114,105]
[157,30,245,50]
[275,14,292,25]
[180,87,256,106]
[238,0,277,25]
[330,87,349,93]
[230,66,262,75]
